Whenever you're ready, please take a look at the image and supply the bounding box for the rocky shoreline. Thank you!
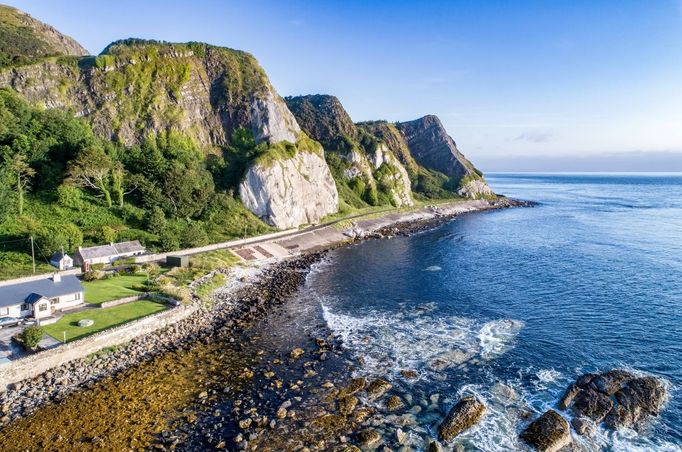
[0,198,519,431]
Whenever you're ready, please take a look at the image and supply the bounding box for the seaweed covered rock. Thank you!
[437,396,486,441]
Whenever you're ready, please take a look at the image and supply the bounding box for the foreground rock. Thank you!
[561,369,667,432]
[437,396,486,441]
[520,410,571,452]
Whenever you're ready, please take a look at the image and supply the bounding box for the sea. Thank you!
[306,173,682,450]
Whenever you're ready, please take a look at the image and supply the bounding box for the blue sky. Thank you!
[7,0,682,167]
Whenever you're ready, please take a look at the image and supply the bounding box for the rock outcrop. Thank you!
[437,396,486,441]
[560,369,667,433]
[286,94,414,208]
[239,141,339,229]
[0,40,300,149]
[520,410,572,452]
[0,5,88,67]
[396,115,494,198]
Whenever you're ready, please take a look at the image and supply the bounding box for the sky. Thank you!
[7,0,682,171]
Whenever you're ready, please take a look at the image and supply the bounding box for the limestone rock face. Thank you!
[457,177,494,198]
[371,144,413,207]
[239,150,339,229]
[250,90,301,144]
[286,94,415,207]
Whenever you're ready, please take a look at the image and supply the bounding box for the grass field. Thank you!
[82,274,149,305]
[42,300,167,343]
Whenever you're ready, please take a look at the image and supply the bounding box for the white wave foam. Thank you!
[478,319,525,360]
[424,265,442,272]
[320,301,523,379]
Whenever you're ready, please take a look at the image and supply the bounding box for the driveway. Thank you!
[0,325,25,363]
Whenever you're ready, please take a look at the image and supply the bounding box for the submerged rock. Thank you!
[338,378,366,398]
[366,379,392,400]
[520,410,571,452]
[437,396,486,441]
[356,429,381,446]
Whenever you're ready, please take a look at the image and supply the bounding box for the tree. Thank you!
[66,147,114,208]
[110,162,138,207]
[163,162,214,218]
[0,164,13,222]
[9,154,35,215]
[145,206,166,234]
[20,325,44,350]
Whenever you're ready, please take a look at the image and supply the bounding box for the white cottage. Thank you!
[50,251,74,270]
[74,240,146,268]
[0,274,84,320]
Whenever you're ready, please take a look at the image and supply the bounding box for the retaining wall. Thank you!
[99,294,148,308]
[134,228,297,263]
[0,303,197,390]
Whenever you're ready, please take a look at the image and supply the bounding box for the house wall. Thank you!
[0,304,32,318]
[33,300,51,319]
[51,291,84,311]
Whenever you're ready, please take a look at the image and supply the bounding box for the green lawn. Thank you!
[42,300,167,343]
[82,274,149,305]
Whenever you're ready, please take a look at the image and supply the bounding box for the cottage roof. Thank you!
[77,240,145,261]
[50,252,71,262]
[0,276,83,308]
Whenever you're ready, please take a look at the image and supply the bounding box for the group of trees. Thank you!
[0,87,269,258]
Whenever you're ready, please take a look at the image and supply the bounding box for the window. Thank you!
[52,297,60,304]
[75,292,81,301]
[21,304,30,311]
[39,304,48,312]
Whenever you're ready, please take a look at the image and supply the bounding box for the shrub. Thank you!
[182,223,209,248]
[142,262,160,275]
[97,225,117,244]
[20,325,44,350]
[57,185,83,208]
[159,226,180,252]
[32,223,83,255]
[82,270,105,281]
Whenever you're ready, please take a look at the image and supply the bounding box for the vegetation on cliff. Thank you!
[0,88,271,278]
[0,5,87,68]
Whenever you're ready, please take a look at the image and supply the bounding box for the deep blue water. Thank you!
[309,173,682,451]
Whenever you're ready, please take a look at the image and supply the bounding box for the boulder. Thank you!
[591,369,634,395]
[562,369,668,431]
[366,379,392,400]
[437,396,486,441]
[338,396,358,416]
[338,378,366,398]
[605,376,666,429]
[520,410,572,452]
[558,384,580,410]
[572,388,613,422]
[571,416,596,437]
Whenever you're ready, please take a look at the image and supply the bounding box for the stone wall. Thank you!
[0,304,197,390]
[99,294,147,308]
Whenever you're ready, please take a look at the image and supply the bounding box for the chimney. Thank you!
[53,272,62,283]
